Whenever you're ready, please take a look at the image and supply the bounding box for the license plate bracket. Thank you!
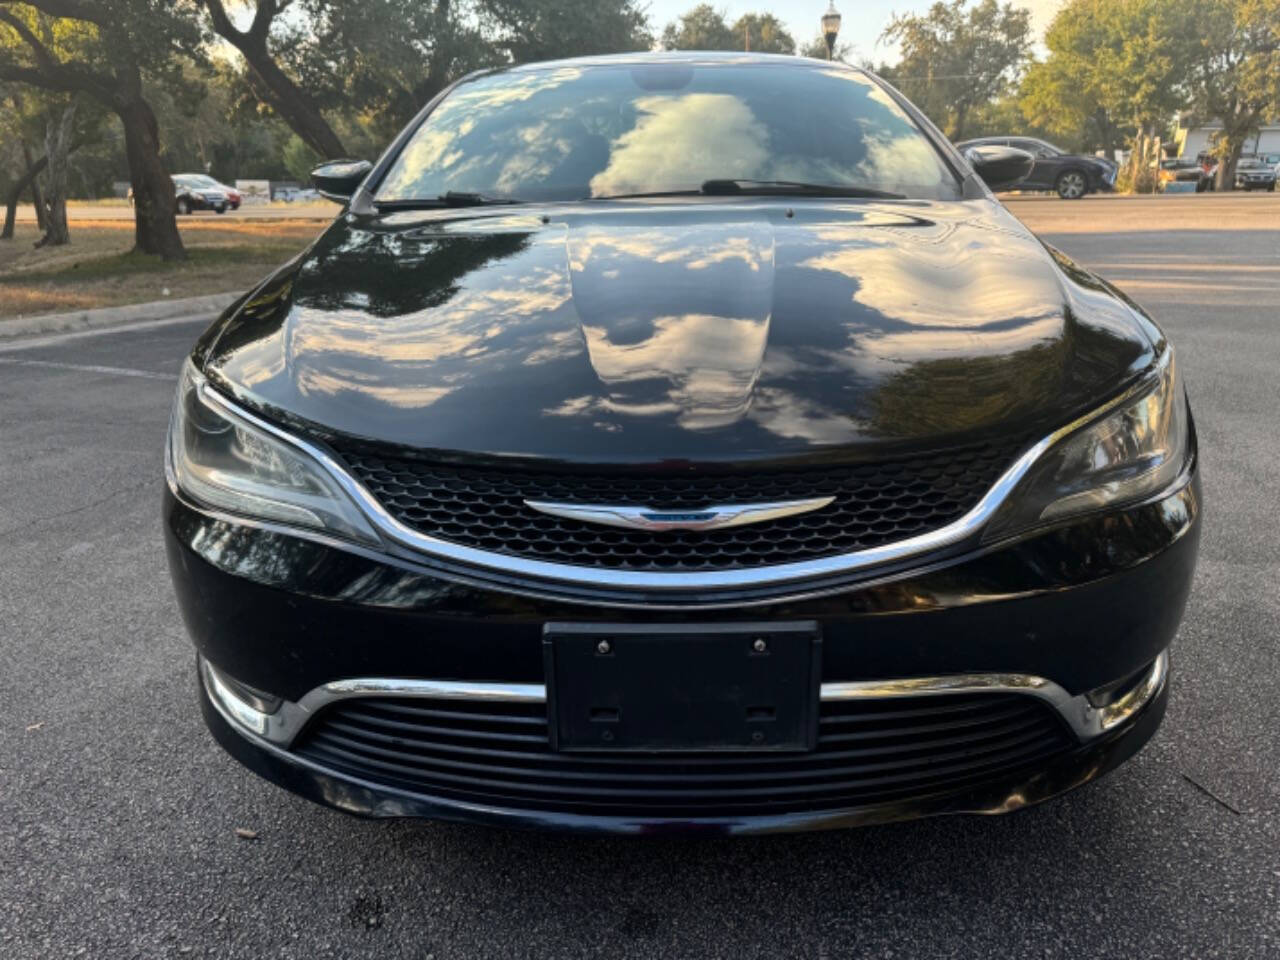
[543,621,820,753]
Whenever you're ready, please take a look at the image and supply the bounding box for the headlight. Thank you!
[167,360,380,545]
[984,350,1189,541]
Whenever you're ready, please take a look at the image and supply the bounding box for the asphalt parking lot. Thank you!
[1,194,1277,958]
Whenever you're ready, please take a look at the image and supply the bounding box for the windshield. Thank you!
[375,62,961,203]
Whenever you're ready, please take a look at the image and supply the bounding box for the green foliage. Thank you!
[967,94,1079,150]
[1181,0,1280,178]
[799,35,855,62]
[879,0,1032,141]
[660,6,795,54]
[281,133,319,183]
[482,0,652,63]
[148,61,298,182]
[1017,0,1280,185]
[661,4,736,50]
[1018,0,1195,155]
[733,13,796,54]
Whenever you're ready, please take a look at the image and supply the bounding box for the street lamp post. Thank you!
[821,2,842,60]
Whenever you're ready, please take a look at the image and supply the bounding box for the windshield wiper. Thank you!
[700,179,906,199]
[373,192,523,211]
[591,181,907,202]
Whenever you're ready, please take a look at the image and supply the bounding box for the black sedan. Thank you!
[956,136,1117,198]
[165,53,1199,834]
[172,174,228,214]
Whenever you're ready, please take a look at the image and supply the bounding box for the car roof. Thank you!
[489,50,865,75]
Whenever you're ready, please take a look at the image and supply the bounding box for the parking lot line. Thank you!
[0,357,179,381]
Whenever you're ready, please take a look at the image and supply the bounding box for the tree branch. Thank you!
[200,0,245,42]
[0,13,117,100]
[0,8,61,74]
[0,0,108,27]
[248,0,276,43]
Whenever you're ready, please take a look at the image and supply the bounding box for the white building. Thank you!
[1176,120,1280,160]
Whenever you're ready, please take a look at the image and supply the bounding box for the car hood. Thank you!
[199,199,1159,467]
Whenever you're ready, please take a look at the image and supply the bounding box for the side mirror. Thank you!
[311,159,373,203]
[964,145,1034,192]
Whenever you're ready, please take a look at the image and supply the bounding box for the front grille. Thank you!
[335,439,1026,571]
[292,692,1076,817]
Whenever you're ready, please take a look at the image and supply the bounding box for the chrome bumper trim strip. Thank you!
[201,652,1168,750]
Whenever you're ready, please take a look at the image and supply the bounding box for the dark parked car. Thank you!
[166,53,1199,834]
[955,136,1117,198]
[1235,158,1276,191]
[172,174,229,214]
[183,173,242,209]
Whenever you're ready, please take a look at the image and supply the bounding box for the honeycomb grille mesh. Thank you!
[335,439,1027,571]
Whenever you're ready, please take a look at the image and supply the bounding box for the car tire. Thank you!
[176,198,190,215]
[1055,170,1087,200]
[1269,183,1276,192]
[215,206,227,214]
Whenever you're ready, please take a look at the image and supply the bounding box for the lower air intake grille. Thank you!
[334,439,1027,572]
[292,692,1075,817]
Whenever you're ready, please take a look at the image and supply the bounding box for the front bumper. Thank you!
[199,652,1169,835]
[166,462,1199,831]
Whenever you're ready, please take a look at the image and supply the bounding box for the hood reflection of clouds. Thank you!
[565,225,774,431]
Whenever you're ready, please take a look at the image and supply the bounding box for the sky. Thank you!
[641,0,1064,64]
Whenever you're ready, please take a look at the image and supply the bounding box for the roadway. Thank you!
[1,195,1277,957]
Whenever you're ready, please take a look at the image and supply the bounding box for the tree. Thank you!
[2,88,48,235]
[281,133,318,182]
[481,0,651,63]
[799,35,855,62]
[969,93,1080,150]
[661,6,796,54]
[36,98,75,246]
[287,0,492,147]
[661,4,735,50]
[1017,0,1197,159]
[733,13,795,53]
[197,1,346,158]
[879,0,1032,140]
[0,1,201,260]
[1183,0,1280,189]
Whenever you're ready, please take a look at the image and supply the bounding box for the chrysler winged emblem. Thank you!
[523,497,834,532]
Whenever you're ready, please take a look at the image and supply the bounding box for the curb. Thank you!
[0,291,239,341]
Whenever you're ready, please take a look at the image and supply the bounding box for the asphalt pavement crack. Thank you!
[0,478,156,541]
[1181,772,1245,816]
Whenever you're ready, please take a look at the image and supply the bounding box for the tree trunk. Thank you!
[118,97,186,261]
[2,153,49,240]
[36,103,77,248]
[20,140,49,232]
[239,42,346,158]
[1214,128,1245,192]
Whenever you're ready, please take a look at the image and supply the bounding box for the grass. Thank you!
[0,218,326,319]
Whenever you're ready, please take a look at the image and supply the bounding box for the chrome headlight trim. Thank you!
[168,361,381,547]
[181,352,1183,594]
[983,348,1188,543]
